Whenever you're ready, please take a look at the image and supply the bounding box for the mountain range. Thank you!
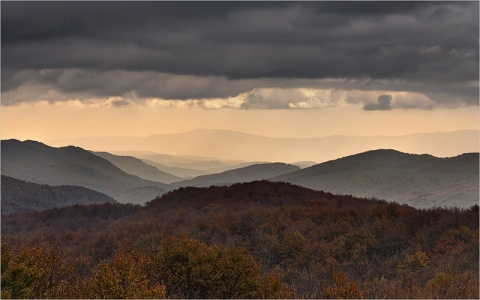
[46,129,479,162]
[1,140,169,204]
[2,138,478,209]
[172,163,300,188]
[93,151,182,184]
[139,159,212,178]
[273,149,479,208]
[1,175,116,214]
[111,151,253,178]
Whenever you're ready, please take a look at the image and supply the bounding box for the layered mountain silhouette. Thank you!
[1,140,170,204]
[142,153,244,171]
[2,138,478,209]
[172,163,300,188]
[47,129,479,162]
[138,153,265,175]
[140,159,211,179]
[1,175,116,215]
[93,151,182,183]
[113,151,250,178]
[273,149,479,208]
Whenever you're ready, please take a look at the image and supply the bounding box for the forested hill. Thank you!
[1,175,116,215]
[273,149,479,208]
[1,139,170,204]
[172,163,300,188]
[2,181,478,298]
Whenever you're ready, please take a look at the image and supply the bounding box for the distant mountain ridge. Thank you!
[2,138,478,208]
[93,151,182,183]
[1,175,116,215]
[273,149,479,208]
[112,151,251,177]
[140,159,211,179]
[172,163,300,188]
[1,140,170,204]
[46,129,479,162]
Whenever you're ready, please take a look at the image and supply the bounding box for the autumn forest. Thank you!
[2,181,478,299]
[2,1,480,299]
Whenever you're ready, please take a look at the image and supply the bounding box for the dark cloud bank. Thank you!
[1,2,478,108]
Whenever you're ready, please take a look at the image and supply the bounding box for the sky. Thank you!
[1,1,479,142]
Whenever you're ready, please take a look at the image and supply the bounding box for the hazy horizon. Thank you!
[2,2,478,158]
[2,3,479,298]
[31,127,480,141]
[38,128,479,164]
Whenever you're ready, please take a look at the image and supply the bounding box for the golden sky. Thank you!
[2,2,478,155]
[2,100,478,142]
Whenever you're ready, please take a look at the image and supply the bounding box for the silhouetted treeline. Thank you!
[2,181,478,298]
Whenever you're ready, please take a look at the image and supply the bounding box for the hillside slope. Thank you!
[1,140,170,204]
[273,149,479,208]
[172,163,300,188]
[1,175,117,215]
[93,151,182,183]
[2,181,478,298]
[140,159,211,178]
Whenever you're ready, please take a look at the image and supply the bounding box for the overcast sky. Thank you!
[1,1,479,141]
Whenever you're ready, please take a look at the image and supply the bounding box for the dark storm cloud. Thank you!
[1,1,478,106]
[363,95,393,111]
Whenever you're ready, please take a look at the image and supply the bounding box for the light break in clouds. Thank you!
[1,1,478,110]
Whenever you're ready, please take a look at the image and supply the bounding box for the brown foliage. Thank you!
[2,181,478,298]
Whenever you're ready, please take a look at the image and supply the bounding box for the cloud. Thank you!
[419,45,442,54]
[111,99,130,108]
[240,88,347,109]
[392,93,434,110]
[361,92,435,111]
[1,69,263,103]
[241,89,307,109]
[1,2,478,108]
[363,95,393,111]
[141,89,437,111]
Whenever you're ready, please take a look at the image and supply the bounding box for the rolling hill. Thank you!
[93,151,183,183]
[112,151,251,177]
[140,159,211,179]
[172,163,300,188]
[273,149,479,208]
[2,181,478,298]
[1,140,170,204]
[1,175,117,215]
[4,138,477,208]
